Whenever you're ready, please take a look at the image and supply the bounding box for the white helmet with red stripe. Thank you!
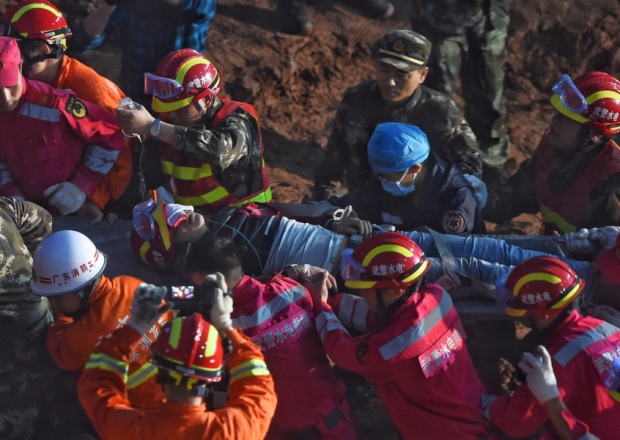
[29,230,106,296]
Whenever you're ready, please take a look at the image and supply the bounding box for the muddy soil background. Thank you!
[2,0,620,438]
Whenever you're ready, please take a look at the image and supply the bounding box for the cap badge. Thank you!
[392,40,405,53]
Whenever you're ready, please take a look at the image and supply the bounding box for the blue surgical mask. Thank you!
[379,169,416,197]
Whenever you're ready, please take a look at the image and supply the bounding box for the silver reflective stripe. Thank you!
[315,310,348,342]
[19,102,60,121]
[83,145,120,174]
[379,290,453,361]
[126,362,158,389]
[86,353,127,377]
[554,322,620,367]
[232,284,308,330]
[338,294,368,332]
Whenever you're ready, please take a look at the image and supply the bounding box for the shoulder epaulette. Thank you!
[25,90,58,108]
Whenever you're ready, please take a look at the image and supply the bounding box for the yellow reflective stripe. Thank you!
[362,244,413,267]
[204,325,219,357]
[161,160,214,180]
[344,280,377,289]
[610,389,620,403]
[551,283,582,310]
[11,3,62,22]
[377,49,424,66]
[513,272,561,295]
[229,359,270,384]
[174,187,229,206]
[139,240,151,264]
[505,306,528,317]
[401,260,429,284]
[85,353,128,382]
[230,187,273,206]
[539,204,577,233]
[176,58,211,85]
[587,90,620,104]
[126,362,158,389]
[550,95,590,123]
[152,96,194,113]
[151,204,171,250]
[169,318,183,349]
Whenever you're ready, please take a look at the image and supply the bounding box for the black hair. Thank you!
[183,236,243,277]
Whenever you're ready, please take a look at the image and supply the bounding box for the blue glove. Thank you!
[463,174,488,209]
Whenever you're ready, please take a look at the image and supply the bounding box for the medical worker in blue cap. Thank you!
[325,122,486,234]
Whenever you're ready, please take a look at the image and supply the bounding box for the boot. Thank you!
[276,0,313,35]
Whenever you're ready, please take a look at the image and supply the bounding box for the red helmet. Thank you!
[151,314,225,382]
[2,0,72,50]
[551,71,620,136]
[130,190,194,270]
[502,256,584,317]
[340,232,429,290]
[147,49,221,114]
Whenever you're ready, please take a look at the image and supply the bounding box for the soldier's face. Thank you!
[375,62,428,105]
[546,113,584,155]
[0,70,22,112]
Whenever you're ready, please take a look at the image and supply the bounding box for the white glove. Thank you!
[518,345,561,404]
[207,273,234,332]
[43,182,86,215]
[564,228,594,254]
[127,284,170,334]
[589,226,620,250]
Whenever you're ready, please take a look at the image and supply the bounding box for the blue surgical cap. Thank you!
[367,122,430,173]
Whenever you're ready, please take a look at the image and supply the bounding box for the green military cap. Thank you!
[373,30,432,72]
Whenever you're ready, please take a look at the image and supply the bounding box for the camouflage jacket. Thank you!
[0,197,52,305]
[314,81,482,197]
[168,96,266,200]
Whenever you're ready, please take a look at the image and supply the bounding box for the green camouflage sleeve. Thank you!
[172,111,255,172]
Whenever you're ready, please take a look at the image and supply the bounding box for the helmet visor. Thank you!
[133,198,157,241]
[144,73,206,99]
[552,74,588,114]
[339,248,366,281]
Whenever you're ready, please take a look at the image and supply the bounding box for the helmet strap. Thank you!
[65,276,100,320]
[373,279,423,325]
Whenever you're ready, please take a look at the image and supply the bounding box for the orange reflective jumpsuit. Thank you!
[52,56,133,210]
[77,326,277,440]
[47,275,171,409]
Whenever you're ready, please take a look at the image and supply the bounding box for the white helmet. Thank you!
[30,230,107,296]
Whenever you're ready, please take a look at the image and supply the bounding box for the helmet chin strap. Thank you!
[22,46,62,78]
[373,278,423,325]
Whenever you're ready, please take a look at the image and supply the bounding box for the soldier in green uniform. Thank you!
[410,0,510,167]
[0,197,54,439]
[313,30,483,200]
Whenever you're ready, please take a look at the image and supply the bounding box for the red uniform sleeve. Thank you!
[487,384,554,437]
[314,301,388,378]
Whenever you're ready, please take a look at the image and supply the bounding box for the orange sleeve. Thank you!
[202,329,278,440]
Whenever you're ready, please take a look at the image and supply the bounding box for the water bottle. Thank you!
[118,97,137,111]
[604,357,620,392]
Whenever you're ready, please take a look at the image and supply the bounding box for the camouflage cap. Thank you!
[373,30,432,72]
